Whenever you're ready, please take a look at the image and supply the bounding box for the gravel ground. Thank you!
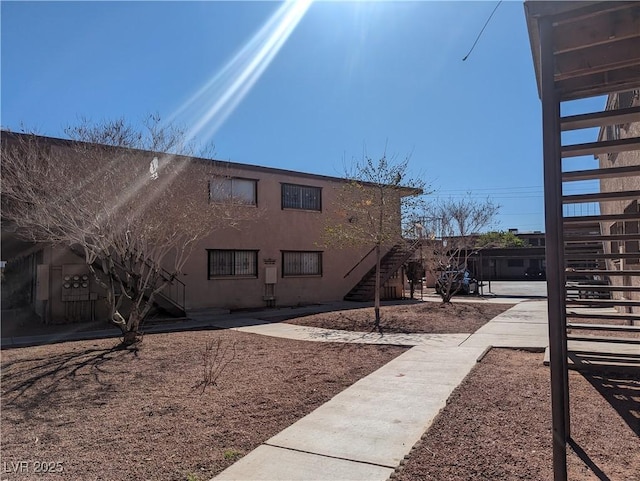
[394,349,639,481]
[1,330,406,481]
[2,303,636,481]
[284,301,514,334]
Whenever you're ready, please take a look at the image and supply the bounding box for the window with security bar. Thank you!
[281,183,321,211]
[208,250,258,278]
[210,177,257,205]
[282,251,322,276]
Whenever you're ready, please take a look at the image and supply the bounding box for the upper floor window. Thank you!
[281,183,321,211]
[210,177,257,205]
[208,249,258,278]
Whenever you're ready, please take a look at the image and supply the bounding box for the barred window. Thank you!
[281,183,321,211]
[208,250,258,278]
[282,251,322,276]
[210,177,257,205]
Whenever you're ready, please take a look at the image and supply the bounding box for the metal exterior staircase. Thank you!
[561,90,640,359]
[344,241,419,302]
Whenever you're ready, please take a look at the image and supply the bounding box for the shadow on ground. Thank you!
[581,370,640,436]
[1,345,138,412]
[568,438,613,481]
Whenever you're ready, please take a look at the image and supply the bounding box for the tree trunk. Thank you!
[115,306,143,346]
[122,330,141,346]
[374,243,381,331]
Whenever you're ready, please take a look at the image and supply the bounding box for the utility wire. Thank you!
[462,1,502,61]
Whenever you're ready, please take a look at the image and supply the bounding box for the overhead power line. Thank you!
[462,1,503,61]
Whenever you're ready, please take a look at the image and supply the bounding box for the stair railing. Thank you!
[343,245,377,278]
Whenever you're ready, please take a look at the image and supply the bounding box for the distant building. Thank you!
[476,230,546,281]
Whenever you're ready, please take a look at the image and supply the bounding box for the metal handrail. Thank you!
[343,239,422,279]
[343,245,377,278]
[156,266,186,311]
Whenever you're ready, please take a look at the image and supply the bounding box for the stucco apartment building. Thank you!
[1,133,411,325]
[597,89,640,312]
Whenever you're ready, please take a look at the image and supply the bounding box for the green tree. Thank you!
[475,230,528,248]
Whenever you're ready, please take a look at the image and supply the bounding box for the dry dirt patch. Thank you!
[285,301,514,334]
[1,329,406,481]
[395,349,639,481]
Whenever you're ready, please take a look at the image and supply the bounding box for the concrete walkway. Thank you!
[211,300,549,481]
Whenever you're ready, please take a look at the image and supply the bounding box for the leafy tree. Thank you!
[324,151,425,330]
[417,196,498,303]
[475,230,528,248]
[1,116,257,345]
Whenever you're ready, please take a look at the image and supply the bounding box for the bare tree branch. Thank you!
[415,196,498,303]
[323,150,427,329]
[2,117,259,345]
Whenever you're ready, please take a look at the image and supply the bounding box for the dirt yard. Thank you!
[394,349,639,481]
[0,330,406,481]
[2,302,637,481]
[285,300,514,333]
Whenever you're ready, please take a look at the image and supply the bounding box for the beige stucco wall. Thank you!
[7,134,401,319]
[598,92,640,313]
[178,165,381,310]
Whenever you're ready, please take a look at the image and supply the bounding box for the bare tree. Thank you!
[324,151,425,330]
[1,117,257,345]
[417,196,498,303]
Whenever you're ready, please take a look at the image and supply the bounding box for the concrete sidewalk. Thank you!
[211,300,549,481]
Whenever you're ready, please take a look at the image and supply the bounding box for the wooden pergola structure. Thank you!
[524,2,640,480]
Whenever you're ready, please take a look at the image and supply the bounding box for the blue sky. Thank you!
[1,1,604,232]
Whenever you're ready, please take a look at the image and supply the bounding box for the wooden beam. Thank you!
[555,37,640,82]
[561,106,640,131]
[566,333,640,343]
[565,233,640,242]
[566,323,640,332]
[557,66,640,101]
[553,5,640,54]
[561,137,640,157]
[566,284,640,292]
[567,298,640,307]
[566,252,640,260]
[562,164,640,181]
[563,212,640,224]
[548,1,637,26]
[563,190,640,203]
[539,16,571,477]
[565,269,640,276]
[567,311,640,321]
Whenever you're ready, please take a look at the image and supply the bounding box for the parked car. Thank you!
[435,269,478,296]
[525,267,546,279]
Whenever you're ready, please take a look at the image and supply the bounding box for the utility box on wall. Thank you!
[61,265,91,302]
[265,266,277,285]
[264,266,277,305]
